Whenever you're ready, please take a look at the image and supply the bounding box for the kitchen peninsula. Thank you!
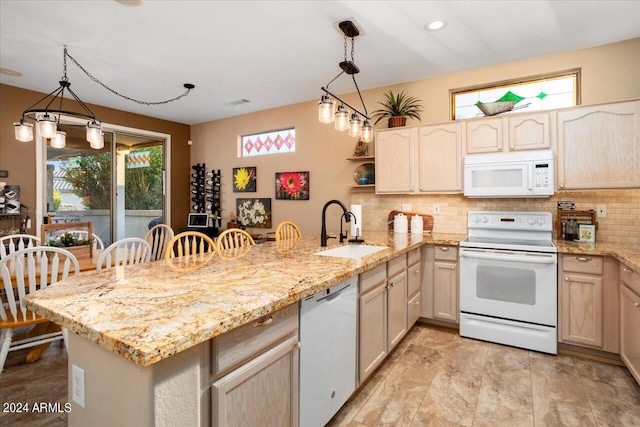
[24,231,462,426]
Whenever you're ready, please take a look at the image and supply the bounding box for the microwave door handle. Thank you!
[460,248,556,264]
[528,164,533,190]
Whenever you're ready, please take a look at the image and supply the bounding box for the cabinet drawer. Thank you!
[212,304,298,377]
[434,245,458,262]
[360,263,387,294]
[388,255,406,277]
[621,263,640,295]
[408,248,421,266]
[563,255,603,275]
[407,291,421,327]
[407,261,421,297]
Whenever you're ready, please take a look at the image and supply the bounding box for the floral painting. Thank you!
[275,171,309,200]
[236,198,271,228]
[233,167,256,192]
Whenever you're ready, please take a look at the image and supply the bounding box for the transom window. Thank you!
[241,128,295,157]
[452,71,579,120]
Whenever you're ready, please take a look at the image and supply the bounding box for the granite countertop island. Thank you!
[24,231,465,367]
[555,240,640,271]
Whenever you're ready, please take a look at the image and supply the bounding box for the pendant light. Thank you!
[317,20,373,142]
[50,131,66,149]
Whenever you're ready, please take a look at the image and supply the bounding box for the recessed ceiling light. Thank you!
[425,20,446,31]
[0,67,23,77]
[115,0,143,6]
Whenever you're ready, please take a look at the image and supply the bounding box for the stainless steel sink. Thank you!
[313,245,387,259]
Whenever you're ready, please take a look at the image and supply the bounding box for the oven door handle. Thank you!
[459,248,557,264]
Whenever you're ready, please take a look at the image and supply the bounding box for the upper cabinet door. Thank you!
[556,101,640,190]
[417,122,463,192]
[465,117,505,154]
[507,112,551,151]
[375,128,416,193]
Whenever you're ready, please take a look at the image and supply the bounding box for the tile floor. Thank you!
[330,324,640,427]
[1,323,639,426]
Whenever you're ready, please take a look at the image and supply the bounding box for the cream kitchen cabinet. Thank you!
[558,254,618,352]
[407,248,422,327]
[465,112,551,154]
[358,255,408,384]
[556,100,640,190]
[420,245,459,324]
[211,305,299,427]
[620,263,640,384]
[375,127,416,193]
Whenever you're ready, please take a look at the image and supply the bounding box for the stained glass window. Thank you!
[452,72,579,120]
[241,128,295,157]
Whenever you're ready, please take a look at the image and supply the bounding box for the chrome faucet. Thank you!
[321,199,351,247]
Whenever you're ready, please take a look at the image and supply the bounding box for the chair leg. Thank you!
[0,328,14,375]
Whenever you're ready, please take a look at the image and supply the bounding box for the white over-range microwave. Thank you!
[463,149,555,198]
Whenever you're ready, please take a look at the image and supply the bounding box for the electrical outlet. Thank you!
[401,204,412,211]
[433,204,440,215]
[72,364,86,408]
[597,205,607,218]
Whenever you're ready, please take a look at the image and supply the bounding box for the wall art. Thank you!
[236,198,271,228]
[275,171,309,200]
[233,167,256,192]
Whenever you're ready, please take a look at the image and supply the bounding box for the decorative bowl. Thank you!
[353,163,375,185]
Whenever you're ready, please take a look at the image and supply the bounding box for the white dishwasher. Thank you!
[299,276,357,427]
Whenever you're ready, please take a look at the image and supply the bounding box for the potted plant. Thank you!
[371,89,423,128]
[47,232,93,259]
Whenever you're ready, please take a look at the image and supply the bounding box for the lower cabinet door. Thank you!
[621,285,640,385]
[560,273,603,348]
[387,272,408,350]
[359,283,388,383]
[212,336,299,427]
[433,261,458,322]
[407,292,421,328]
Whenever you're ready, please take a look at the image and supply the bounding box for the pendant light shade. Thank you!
[86,121,103,145]
[37,114,57,139]
[90,132,105,150]
[348,113,362,137]
[50,131,66,149]
[13,121,34,142]
[335,105,350,131]
[361,120,374,143]
[318,95,335,124]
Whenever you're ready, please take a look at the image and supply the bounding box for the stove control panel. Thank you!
[468,211,553,231]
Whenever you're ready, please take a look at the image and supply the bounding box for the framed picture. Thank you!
[275,171,309,200]
[236,198,271,228]
[579,224,596,243]
[233,167,256,192]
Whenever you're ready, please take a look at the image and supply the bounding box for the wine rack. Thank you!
[207,169,222,228]
[191,163,206,213]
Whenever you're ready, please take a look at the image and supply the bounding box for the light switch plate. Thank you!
[72,364,86,408]
[597,205,607,217]
[401,204,411,211]
[433,204,440,215]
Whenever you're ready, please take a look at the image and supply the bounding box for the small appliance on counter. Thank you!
[555,208,598,241]
[387,210,434,234]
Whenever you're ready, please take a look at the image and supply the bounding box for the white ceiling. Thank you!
[1,1,639,125]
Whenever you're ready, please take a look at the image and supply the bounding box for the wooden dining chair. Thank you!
[216,229,256,252]
[275,221,301,243]
[164,231,215,260]
[0,234,41,259]
[145,224,175,261]
[0,246,79,373]
[96,237,152,271]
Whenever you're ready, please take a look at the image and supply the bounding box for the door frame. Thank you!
[35,116,171,239]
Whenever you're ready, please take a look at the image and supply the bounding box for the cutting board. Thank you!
[388,210,434,233]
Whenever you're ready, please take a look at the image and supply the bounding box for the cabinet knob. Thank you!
[253,316,273,327]
[415,270,420,274]
[451,265,455,270]
[623,267,633,273]
[575,257,591,262]
[295,341,301,350]
[414,301,420,306]
[497,144,503,150]
[440,247,450,251]
[635,303,640,308]
[559,184,565,189]
[419,187,423,191]
[564,276,569,281]
[509,145,514,150]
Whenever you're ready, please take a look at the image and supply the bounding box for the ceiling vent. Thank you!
[227,99,251,106]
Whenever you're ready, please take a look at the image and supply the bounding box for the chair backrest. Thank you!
[0,247,79,322]
[68,230,105,251]
[145,224,175,261]
[96,238,151,271]
[216,229,256,252]
[275,221,301,242]
[0,234,41,259]
[164,231,215,260]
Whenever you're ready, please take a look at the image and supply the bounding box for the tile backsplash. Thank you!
[350,190,640,246]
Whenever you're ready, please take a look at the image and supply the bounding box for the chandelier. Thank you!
[13,46,194,150]
[318,20,373,143]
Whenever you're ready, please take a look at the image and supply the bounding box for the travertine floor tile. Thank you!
[477,368,533,413]
[484,344,530,373]
[411,411,466,426]
[574,358,638,391]
[581,377,640,426]
[532,395,596,427]
[529,352,578,377]
[328,391,372,427]
[531,369,590,408]
[472,400,533,427]
[440,336,488,376]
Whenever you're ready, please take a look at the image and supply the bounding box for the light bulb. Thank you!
[37,114,57,139]
[361,120,374,143]
[14,121,34,142]
[348,114,362,137]
[318,95,335,124]
[334,105,349,132]
[50,131,66,149]
[86,120,102,145]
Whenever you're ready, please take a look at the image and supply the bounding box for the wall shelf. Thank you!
[347,156,375,162]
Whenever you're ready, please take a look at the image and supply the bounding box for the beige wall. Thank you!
[191,38,640,238]
[0,84,191,233]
